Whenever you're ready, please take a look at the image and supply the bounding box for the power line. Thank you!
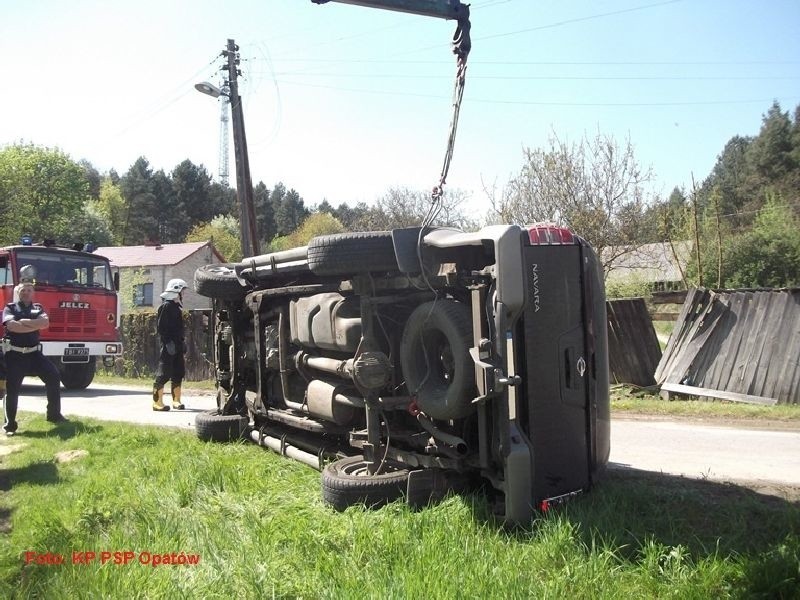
[271,79,799,107]
[269,72,800,82]
[106,56,220,141]
[401,0,686,55]
[475,0,685,43]
[271,58,800,66]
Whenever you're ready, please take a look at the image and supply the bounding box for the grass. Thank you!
[93,371,217,392]
[611,385,800,424]
[1,413,799,598]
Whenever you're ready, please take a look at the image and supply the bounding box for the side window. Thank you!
[0,255,10,286]
[133,283,154,307]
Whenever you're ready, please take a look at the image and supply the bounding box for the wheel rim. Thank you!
[340,459,402,477]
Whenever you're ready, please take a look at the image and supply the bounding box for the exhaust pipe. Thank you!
[417,413,468,456]
[249,429,321,470]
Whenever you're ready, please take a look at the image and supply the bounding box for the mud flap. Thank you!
[406,468,470,508]
[503,422,533,524]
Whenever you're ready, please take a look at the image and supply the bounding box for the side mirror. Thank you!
[113,271,120,291]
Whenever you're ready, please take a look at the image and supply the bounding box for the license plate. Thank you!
[64,347,90,357]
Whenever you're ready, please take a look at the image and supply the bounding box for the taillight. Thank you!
[526,223,576,245]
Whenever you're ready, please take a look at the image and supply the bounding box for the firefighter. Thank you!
[2,282,67,435]
[152,278,189,412]
[0,350,6,417]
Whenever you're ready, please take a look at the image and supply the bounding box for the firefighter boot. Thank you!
[152,388,170,412]
[171,386,185,410]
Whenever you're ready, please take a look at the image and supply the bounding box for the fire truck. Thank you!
[0,238,123,389]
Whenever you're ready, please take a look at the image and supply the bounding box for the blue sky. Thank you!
[1,0,798,216]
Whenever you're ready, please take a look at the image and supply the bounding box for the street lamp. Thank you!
[194,81,223,98]
[194,40,260,258]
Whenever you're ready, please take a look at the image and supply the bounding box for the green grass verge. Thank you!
[1,414,798,598]
[93,371,216,392]
[611,386,800,422]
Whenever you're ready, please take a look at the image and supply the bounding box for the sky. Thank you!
[1,0,799,218]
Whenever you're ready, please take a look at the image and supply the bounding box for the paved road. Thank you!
[8,381,800,487]
[10,380,218,431]
[610,418,800,486]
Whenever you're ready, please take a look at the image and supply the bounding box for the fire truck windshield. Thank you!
[15,250,114,291]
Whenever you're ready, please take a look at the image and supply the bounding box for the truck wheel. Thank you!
[321,455,410,510]
[60,361,96,390]
[307,232,399,275]
[400,300,474,420]
[195,409,248,443]
[194,264,247,301]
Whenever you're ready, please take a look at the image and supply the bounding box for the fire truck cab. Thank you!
[0,240,123,389]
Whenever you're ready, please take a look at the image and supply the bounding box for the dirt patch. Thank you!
[608,465,800,504]
[0,443,27,457]
[54,449,89,463]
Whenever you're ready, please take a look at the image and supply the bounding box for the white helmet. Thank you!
[19,264,37,281]
[160,278,188,300]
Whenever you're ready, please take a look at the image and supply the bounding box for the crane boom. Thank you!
[311,0,469,21]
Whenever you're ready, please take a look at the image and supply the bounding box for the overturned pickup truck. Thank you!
[194,224,610,523]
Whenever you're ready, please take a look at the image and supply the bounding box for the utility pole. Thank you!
[223,39,260,257]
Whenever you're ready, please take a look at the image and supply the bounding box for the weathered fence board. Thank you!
[655,288,800,405]
[606,298,662,387]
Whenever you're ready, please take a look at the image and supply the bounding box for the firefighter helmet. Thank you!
[160,278,188,301]
[19,264,36,282]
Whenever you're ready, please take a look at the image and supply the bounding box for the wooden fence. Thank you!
[655,288,800,405]
[650,289,688,321]
[108,310,214,382]
[606,298,662,387]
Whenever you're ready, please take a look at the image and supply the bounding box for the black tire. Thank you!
[307,232,398,276]
[400,300,474,420]
[60,360,96,390]
[321,455,410,510]
[195,409,248,443]
[194,263,247,301]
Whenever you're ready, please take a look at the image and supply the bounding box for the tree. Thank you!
[333,202,374,231]
[372,187,474,230]
[685,194,800,288]
[89,178,127,244]
[171,160,217,242]
[79,159,102,200]
[749,101,794,183]
[254,181,276,245]
[269,182,286,227]
[120,157,159,245]
[275,188,308,236]
[67,203,114,247]
[315,199,335,215]
[489,131,653,275]
[721,196,800,288]
[0,144,90,245]
[697,135,756,224]
[186,215,242,262]
[270,212,345,251]
[151,169,178,242]
[209,182,236,222]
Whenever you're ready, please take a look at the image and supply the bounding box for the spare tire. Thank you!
[400,300,475,420]
[195,409,248,443]
[321,455,410,510]
[194,263,247,301]
[307,232,398,276]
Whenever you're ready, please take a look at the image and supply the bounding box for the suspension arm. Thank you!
[311,0,469,21]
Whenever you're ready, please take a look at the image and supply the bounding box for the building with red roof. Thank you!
[95,241,224,312]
